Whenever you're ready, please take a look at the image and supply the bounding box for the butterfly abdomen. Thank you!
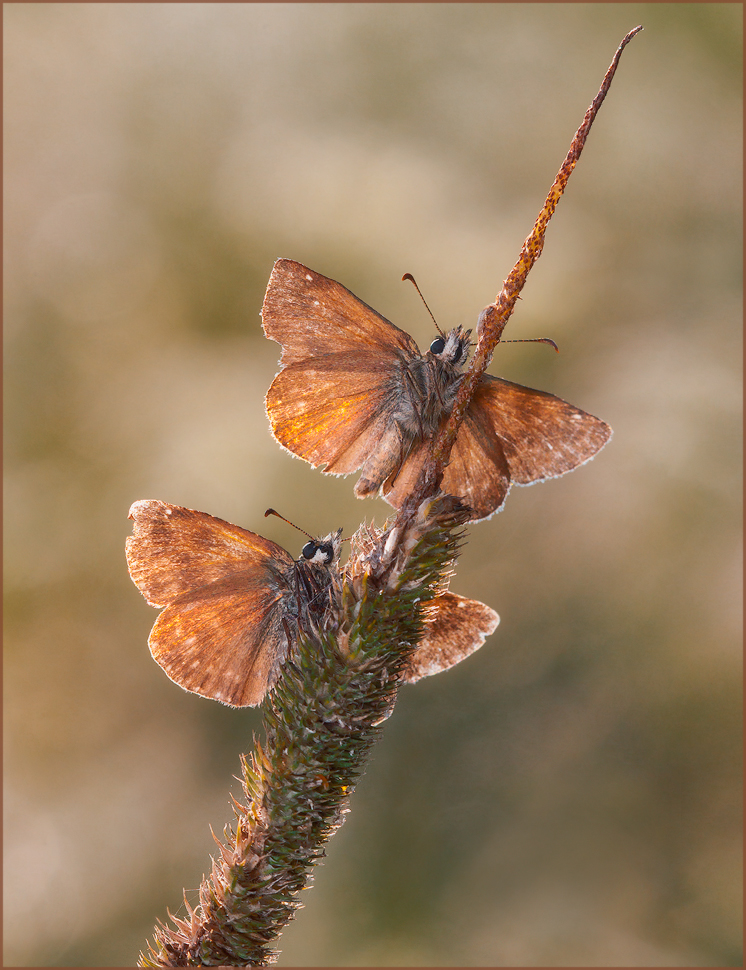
[354,421,405,498]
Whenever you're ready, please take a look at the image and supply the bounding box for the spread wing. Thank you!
[126,499,293,607]
[126,500,296,707]
[262,259,419,362]
[470,374,612,485]
[262,259,420,475]
[382,374,611,522]
[440,407,513,520]
[404,591,499,684]
[148,575,290,707]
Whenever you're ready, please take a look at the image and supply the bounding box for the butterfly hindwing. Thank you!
[404,591,499,683]
[378,401,512,520]
[382,374,610,520]
[266,355,401,475]
[149,573,289,707]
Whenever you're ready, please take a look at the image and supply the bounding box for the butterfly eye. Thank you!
[302,540,334,564]
[430,337,446,355]
[301,540,318,560]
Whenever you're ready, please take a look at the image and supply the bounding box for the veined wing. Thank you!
[262,258,420,363]
[380,404,512,522]
[149,573,290,707]
[263,260,422,475]
[469,374,612,485]
[126,500,293,607]
[404,591,499,683]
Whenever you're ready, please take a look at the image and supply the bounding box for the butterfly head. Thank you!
[428,326,472,369]
[300,528,343,567]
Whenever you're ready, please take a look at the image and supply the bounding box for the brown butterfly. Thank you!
[126,499,343,707]
[126,500,499,706]
[262,259,612,521]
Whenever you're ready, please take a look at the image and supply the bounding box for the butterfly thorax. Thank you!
[282,529,342,633]
[397,326,472,439]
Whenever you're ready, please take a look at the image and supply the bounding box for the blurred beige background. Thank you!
[4,4,741,967]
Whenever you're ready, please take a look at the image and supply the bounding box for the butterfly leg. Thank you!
[383,431,418,491]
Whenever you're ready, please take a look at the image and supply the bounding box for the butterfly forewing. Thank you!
[262,258,419,362]
[126,500,293,607]
[469,375,612,485]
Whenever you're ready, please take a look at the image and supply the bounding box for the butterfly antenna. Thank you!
[501,337,560,353]
[402,272,444,338]
[264,508,314,540]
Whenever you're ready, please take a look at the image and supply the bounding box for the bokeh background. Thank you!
[4,4,742,967]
